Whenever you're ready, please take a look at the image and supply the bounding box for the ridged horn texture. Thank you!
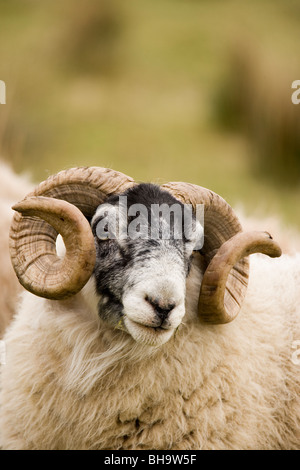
[161,182,282,324]
[198,231,282,324]
[9,167,135,300]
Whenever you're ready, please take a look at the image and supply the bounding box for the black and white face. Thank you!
[91,184,203,346]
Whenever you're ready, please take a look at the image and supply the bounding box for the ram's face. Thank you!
[11,167,280,338]
[91,184,203,346]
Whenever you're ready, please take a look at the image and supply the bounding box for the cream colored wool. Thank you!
[0,251,299,450]
[0,163,32,338]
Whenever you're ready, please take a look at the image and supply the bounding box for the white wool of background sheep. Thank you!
[0,165,299,450]
[0,163,33,338]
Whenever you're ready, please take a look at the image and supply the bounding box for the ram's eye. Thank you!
[97,231,110,241]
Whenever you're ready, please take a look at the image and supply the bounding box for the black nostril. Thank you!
[146,296,176,320]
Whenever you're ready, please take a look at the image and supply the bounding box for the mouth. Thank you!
[122,316,176,346]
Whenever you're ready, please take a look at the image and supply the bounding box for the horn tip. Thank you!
[264,231,273,239]
[262,231,282,258]
[12,201,25,212]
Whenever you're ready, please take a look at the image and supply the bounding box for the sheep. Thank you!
[0,163,32,338]
[0,166,299,450]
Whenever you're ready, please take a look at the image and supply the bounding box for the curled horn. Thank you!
[162,182,282,324]
[10,167,136,300]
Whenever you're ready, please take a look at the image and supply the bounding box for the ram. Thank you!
[0,166,299,450]
[0,163,32,338]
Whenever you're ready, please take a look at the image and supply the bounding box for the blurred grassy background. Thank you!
[0,0,299,228]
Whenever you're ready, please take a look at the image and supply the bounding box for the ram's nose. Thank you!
[145,296,176,322]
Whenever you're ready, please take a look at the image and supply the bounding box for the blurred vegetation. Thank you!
[58,0,125,76]
[214,45,300,186]
[0,0,299,228]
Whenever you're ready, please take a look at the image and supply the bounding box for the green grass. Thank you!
[0,0,299,229]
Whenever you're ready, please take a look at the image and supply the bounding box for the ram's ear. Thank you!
[184,204,204,254]
[191,219,204,252]
[185,219,204,258]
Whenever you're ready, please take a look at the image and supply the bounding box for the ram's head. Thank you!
[10,167,281,346]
